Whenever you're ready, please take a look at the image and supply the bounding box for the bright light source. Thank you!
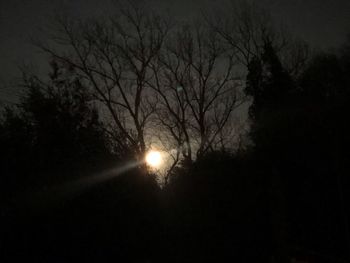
[145,150,162,168]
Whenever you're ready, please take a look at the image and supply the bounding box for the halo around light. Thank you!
[145,150,162,168]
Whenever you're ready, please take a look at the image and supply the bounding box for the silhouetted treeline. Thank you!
[1,8,350,263]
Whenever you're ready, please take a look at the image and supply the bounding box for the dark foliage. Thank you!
[0,63,162,262]
[161,151,269,262]
[1,31,350,263]
[243,39,350,262]
[0,64,113,197]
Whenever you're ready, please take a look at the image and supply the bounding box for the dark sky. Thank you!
[0,0,349,100]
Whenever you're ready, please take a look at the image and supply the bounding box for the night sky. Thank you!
[0,0,349,101]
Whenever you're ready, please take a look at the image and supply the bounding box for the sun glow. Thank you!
[145,150,162,168]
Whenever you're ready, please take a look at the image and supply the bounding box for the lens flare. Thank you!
[145,150,162,168]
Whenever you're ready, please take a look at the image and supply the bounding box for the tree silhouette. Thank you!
[245,40,296,262]
[244,35,350,261]
[246,40,294,121]
[36,3,171,160]
[0,60,113,201]
[148,22,244,165]
[1,60,161,263]
[296,50,350,258]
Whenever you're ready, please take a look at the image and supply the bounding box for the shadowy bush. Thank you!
[161,151,269,262]
[0,63,162,262]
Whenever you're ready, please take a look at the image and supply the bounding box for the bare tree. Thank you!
[148,22,244,163]
[36,1,253,168]
[206,0,309,73]
[37,2,171,159]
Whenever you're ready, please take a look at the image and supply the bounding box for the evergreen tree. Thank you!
[0,61,114,198]
[245,40,295,262]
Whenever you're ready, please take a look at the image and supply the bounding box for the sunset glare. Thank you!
[145,150,162,168]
